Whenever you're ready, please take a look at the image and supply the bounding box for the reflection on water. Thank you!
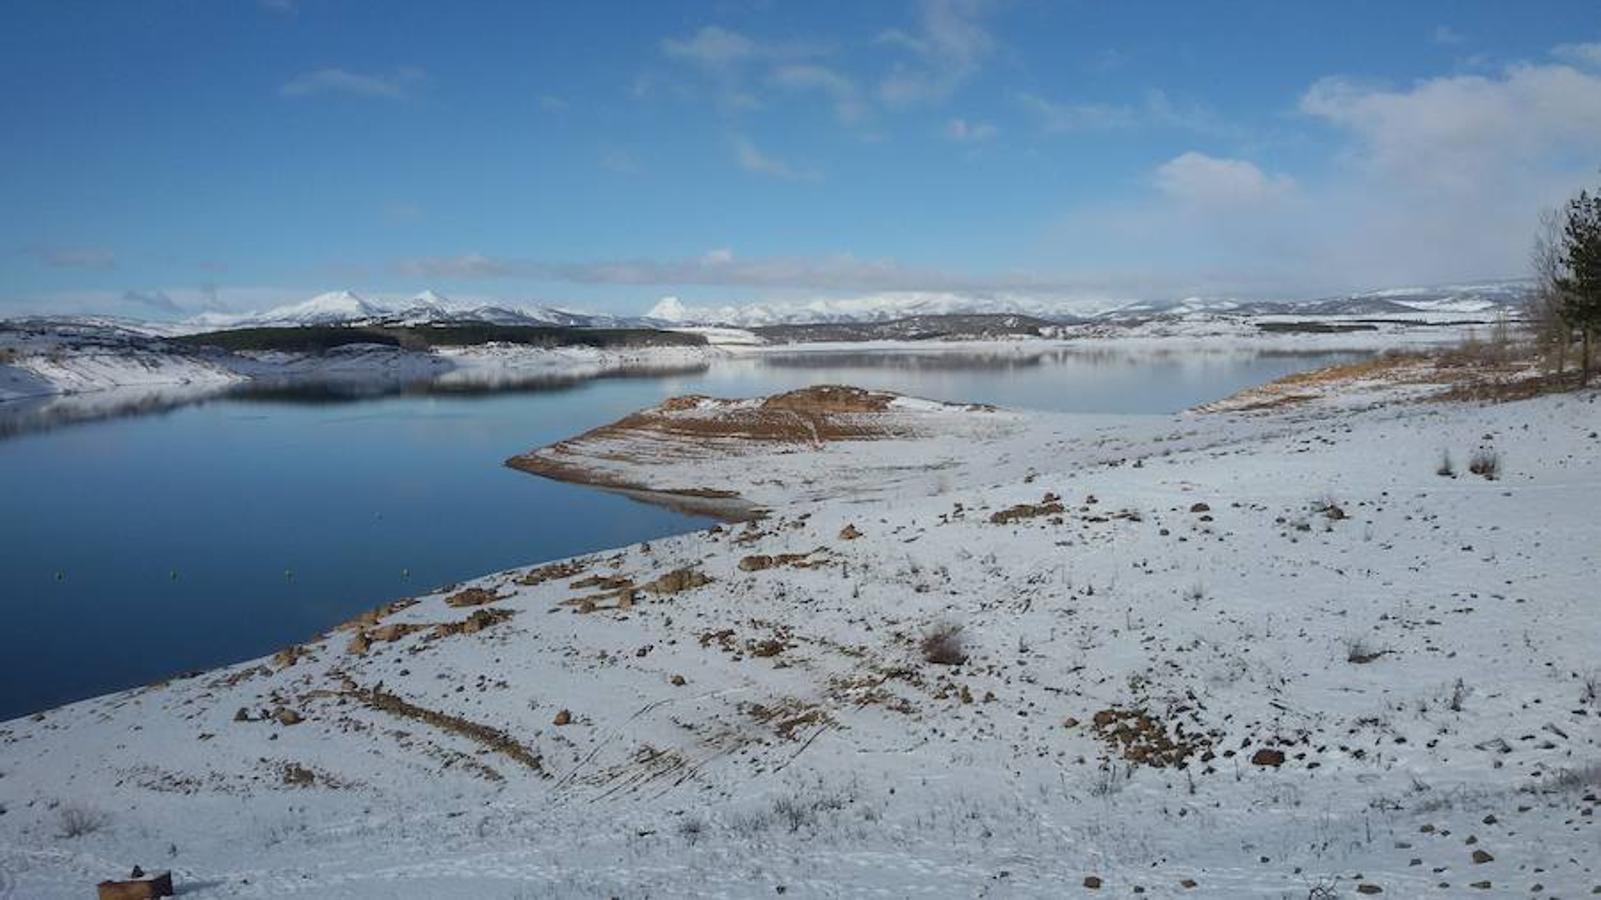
[0,344,1366,720]
[0,361,711,435]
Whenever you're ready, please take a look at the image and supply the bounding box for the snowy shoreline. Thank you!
[1,343,1597,897]
[0,311,1499,408]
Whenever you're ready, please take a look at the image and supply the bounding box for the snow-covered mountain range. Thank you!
[648,281,1532,327]
[2,281,1531,337]
[180,290,639,332]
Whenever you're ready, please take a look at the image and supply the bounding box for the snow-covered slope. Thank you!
[1,370,1597,897]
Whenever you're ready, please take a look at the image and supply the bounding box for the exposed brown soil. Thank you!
[738,549,828,572]
[518,559,590,586]
[1203,345,1589,413]
[989,493,1065,524]
[443,587,501,608]
[351,682,544,774]
[505,385,990,520]
[1089,707,1213,769]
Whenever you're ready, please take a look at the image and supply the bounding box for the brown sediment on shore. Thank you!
[1197,346,1574,414]
[506,384,999,519]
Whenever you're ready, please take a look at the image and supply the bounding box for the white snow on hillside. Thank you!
[0,368,1597,897]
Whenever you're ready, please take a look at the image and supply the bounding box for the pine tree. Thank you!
[1555,188,1601,385]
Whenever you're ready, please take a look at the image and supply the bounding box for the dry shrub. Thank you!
[1436,450,1455,477]
[56,803,106,839]
[1468,448,1500,480]
[920,623,968,666]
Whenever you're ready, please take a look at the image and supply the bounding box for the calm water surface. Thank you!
[0,345,1363,719]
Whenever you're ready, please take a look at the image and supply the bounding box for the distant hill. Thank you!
[3,280,1533,340]
[753,313,1056,344]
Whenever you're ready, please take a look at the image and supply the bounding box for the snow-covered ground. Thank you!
[1,351,1597,897]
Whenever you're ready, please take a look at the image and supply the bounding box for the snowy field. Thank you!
[1,347,1597,897]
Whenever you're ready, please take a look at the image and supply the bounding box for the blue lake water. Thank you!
[0,345,1365,719]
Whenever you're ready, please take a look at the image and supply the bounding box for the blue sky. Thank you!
[3,0,1601,318]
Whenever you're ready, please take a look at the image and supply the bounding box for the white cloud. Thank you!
[598,146,641,174]
[1552,42,1601,68]
[770,64,867,123]
[1016,89,1237,136]
[731,135,818,181]
[1300,63,1601,190]
[1154,152,1296,207]
[398,253,520,279]
[1431,25,1464,46]
[121,290,184,313]
[1014,92,1133,132]
[876,0,997,107]
[25,246,117,271]
[381,202,424,225]
[659,25,840,117]
[391,249,1087,294]
[944,117,997,142]
[0,285,302,319]
[661,26,760,70]
[1044,51,1601,294]
[279,67,426,100]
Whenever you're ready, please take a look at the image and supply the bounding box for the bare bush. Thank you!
[1343,636,1384,664]
[676,815,704,845]
[56,803,106,839]
[1468,448,1500,480]
[1530,207,1577,374]
[1581,671,1601,707]
[1436,450,1455,478]
[920,623,968,666]
[1525,762,1601,795]
[1088,763,1130,798]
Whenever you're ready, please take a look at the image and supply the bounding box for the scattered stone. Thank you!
[368,623,416,643]
[839,523,862,540]
[271,645,306,668]
[272,707,303,726]
[1082,876,1102,890]
[1357,885,1383,894]
[1189,502,1210,513]
[518,559,589,586]
[1472,849,1495,864]
[553,709,572,726]
[1250,748,1286,767]
[444,587,500,608]
[670,674,686,686]
[642,567,713,595]
[990,496,1066,524]
[281,763,315,787]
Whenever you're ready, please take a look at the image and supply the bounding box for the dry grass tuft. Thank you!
[920,623,968,665]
